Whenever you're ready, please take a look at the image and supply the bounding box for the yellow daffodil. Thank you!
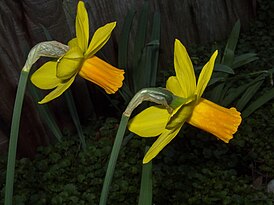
[128,39,242,163]
[31,1,124,104]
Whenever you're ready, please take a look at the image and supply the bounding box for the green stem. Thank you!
[99,115,129,205]
[4,41,68,205]
[4,70,29,205]
[99,87,177,205]
[138,146,153,205]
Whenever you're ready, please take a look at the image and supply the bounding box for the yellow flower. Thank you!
[128,39,242,163]
[31,1,124,104]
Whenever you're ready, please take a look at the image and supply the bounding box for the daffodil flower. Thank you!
[128,39,242,163]
[31,1,124,104]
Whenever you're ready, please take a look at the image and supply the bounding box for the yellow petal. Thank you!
[76,1,89,51]
[79,56,124,94]
[68,38,78,47]
[56,46,84,80]
[85,22,116,58]
[174,39,196,97]
[196,50,218,98]
[31,61,61,89]
[128,105,170,137]
[166,76,184,96]
[187,98,242,143]
[38,75,76,104]
[143,126,182,163]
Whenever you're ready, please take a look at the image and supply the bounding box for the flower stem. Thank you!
[4,70,29,205]
[99,114,129,205]
[99,87,178,205]
[138,146,153,205]
[4,41,68,205]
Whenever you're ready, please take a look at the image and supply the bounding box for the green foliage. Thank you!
[0,118,144,205]
[202,20,274,118]
[118,0,161,104]
[1,114,274,205]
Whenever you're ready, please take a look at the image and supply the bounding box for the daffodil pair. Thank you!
[31,1,124,104]
[128,39,242,164]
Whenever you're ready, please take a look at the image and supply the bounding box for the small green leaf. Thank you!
[221,20,241,66]
[214,64,235,74]
[209,82,225,103]
[236,76,265,111]
[232,53,258,69]
[242,87,274,118]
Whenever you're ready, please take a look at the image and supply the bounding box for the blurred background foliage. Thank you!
[1,0,274,204]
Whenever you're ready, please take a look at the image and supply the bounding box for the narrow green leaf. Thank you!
[209,82,225,104]
[119,84,133,104]
[222,84,249,107]
[138,146,153,205]
[207,76,225,86]
[118,9,135,70]
[132,1,149,91]
[214,64,235,74]
[223,75,266,107]
[242,87,274,118]
[118,9,136,101]
[221,48,235,67]
[221,20,241,66]
[64,90,86,151]
[134,8,160,92]
[236,76,265,111]
[135,43,153,90]
[149,12,161,87]
[135,40,160,91]
[232,53,259,69]
[29,83,63,142]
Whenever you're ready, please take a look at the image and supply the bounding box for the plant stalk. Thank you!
[99,114,129,205]
[4,70,29,205]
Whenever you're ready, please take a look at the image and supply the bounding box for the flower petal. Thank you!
[143,125,182,163]
[31,61,61,89]
[68,38,78,47]
[85,22,116,58]
[79,56,124,94]
[38,75,76,104]
[128,105,170,137]
[166,76,184,96]
[196,50,218,99]
[76,1,89,51]
[56,46,84,80]
[174,39,196,97]
[187,98,242,143]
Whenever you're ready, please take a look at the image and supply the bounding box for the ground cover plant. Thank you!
[1,0,274,204]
